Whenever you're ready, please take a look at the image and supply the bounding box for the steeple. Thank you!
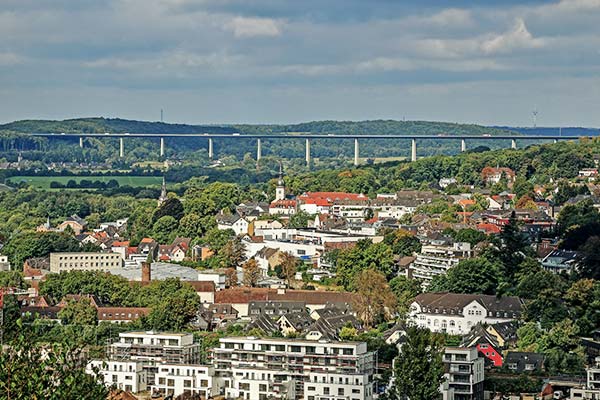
[158,176,168,206]
[275,161,285,201]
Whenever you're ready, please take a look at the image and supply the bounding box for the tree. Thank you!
[382,229,422,256]
[496,211,529,280]
[288,211,312,229]
[278,252,299,287]
[353,269,396,329]
[144,291,200,331]
[0,271,28,289]
[224,267,238,287]
[152,215,178,244]
[517,322,542,352]
[577,236,600,279]
[178,213,203,238]
[203,228,235,253]
[452,228,487,246]
[428,258,501,295]
[242,258,261,287]
[524,288,569,329]
[153,197,185,222]
[218,238,246,269]
[392,326,444,400]
[389,276,421,316]
[336,239,395,290]
[0,321,108,400]
[58,298,98,326]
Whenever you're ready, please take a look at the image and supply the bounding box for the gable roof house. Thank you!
[409,292,524,336]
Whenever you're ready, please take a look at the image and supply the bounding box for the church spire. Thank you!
[275,161,285,201]
[158,176,168,206]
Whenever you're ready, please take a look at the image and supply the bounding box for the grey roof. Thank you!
[109,262,198,281]
[504,352,545,372]
[246,313,279,335]
[413,292,524,317]
[306,313,362,340]
[249,301,307,317]
[278,310,312,330]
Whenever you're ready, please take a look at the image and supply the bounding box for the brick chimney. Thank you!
[141,261,151,283]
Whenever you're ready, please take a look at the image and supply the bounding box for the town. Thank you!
[1,141,600,400]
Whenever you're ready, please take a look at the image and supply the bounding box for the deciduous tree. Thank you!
[242,258,261,287]
[353,269,396,329]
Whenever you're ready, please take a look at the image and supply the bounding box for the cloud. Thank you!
[224,16,282,38]
[420,8,473,27]
[0,52,22,66]
[481,18,545,54]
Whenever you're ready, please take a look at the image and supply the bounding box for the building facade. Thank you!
[49,252,123,273]
[441,347,485,400]
[86,360,147,393]
[406,241,472,287]
[212,336,375,400]
[409,293,523,336]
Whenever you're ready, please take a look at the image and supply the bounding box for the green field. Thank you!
[8,175,163,189]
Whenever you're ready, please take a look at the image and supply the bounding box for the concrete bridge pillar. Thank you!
[79,137,84,148]
[354,139,359,166]
[305,139,311,168]
[208,138,214,159]
[160,137,165,157]
[119,138,124,158]
[461,139,466,152]
[553,139,558,144]
[411,138,417,162]
[257,138,262,162]
[511,139,517,149]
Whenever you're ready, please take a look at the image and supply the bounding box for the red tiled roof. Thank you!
[270,199,297,207]
[186,281,216,293]
[477,223,501,234]
[140,238,154,243]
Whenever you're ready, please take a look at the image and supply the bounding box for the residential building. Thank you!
[213,336,375,400]
[441,347,484,400]
[152,364,216,399]
[504,352,545,373]
[408,293,524,335]
[405,241,472,288]
[570,357,600,399]
[481,167,516,185]
[216,214,249,236]
[86,360,147,393]
[541,249,579,274]
[107,331,201,366]
[49,252,123,273]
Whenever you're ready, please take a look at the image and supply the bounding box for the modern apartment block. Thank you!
[441,347,485,400]
[152,364,216,398]
[570,356,600,399]
[86,360,147,393]
[212,336,375,400]
[88,331,203,395]
[406,242,471,287]
[107,331,201,365]
[49,252,123,273]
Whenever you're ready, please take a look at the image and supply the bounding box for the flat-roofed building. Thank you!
[152,364,216,399]
[86,360,147,393]
[213,336,375,400]
[49,252,123,273]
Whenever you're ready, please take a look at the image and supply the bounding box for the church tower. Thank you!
[275,162,285,201]
[158,176,168,206]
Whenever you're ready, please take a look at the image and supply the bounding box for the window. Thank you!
[352,389,360,394]
[338,388,344,396]
[323,387,330,395]
[342,348,353,355]
[259,384,267,392]
[308,387,315,391]
[184,380,191,388]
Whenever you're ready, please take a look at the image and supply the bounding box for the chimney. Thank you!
[142,262,151,283]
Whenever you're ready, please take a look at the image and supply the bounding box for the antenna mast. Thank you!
[532,107,538,128]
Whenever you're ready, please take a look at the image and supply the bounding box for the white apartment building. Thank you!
[212,336,375,400]
[87,331,202,394]
[570,357,600,399]
[406,242,472,288]
[86,360,147,393]
[49,252,123,273]
[409,293,524,336]
[108,331,200,365]
[152,364,217,399]
[441,347,484,400]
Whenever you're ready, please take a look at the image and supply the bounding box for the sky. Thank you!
[1,0,600,127]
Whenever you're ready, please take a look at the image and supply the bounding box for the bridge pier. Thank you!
[79,137,84,148]
[119,138,124,158]
[511,139,517,149]
[160,137,165,157]
[257,139,262,162]
[411,139,417,162]
[553,139,558,144]
[208,138,214,159]
[354,139,359,166]
[461,139,466,152]
[305,139,311,168]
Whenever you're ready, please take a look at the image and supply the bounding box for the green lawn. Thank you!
[8,175,163,189]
